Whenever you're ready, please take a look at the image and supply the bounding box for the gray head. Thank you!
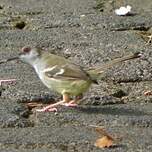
[19,46,41,65]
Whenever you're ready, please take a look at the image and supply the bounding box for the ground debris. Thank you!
[90,125,118,148]
[136,31,152,45]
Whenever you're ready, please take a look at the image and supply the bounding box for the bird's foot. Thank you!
[0,79,16,86]
[35,100,65,112]
[35,99,78,112]
[36,107,57,112]
[26,102,58,112]
[61,100,78,107]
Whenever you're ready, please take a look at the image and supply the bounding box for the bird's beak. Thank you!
[0,56,19,64]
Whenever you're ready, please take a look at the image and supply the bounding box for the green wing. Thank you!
[44,64,90,81]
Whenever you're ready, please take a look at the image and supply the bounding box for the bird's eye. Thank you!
[21,46,31,53]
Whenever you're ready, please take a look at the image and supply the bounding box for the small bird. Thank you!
[0,46,141,112]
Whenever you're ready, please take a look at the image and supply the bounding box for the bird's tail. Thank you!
[87,52,142,80]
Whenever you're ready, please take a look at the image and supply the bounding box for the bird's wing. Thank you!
[44,64,90,81]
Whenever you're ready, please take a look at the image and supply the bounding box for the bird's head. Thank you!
[19,46,41,65]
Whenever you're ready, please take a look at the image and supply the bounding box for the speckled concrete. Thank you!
[0,0,152,151]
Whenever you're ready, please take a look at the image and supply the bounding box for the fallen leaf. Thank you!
[95,135,114,148]
[136,31,152,45]
[90,125,115,148]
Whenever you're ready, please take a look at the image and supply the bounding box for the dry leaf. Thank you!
[90,125,115,148]
[136,31,152,44]
[95,135,114,148]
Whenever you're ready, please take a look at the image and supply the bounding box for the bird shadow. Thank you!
[76,105,152,117]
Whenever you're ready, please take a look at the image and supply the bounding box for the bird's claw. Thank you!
[35,100,78,112]
[61,102,78,107]
[36,107,58,112]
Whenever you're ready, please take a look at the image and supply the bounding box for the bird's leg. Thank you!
[61,94,83,107]
[36,93,70,112]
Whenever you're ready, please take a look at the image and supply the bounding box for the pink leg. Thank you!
[36,94,70,112]
[61,100,78,107]
[61,94,83,107]
[35,94,82,112]
[36,100,65,112]
[0,79,16,86]
[35,100,78,112]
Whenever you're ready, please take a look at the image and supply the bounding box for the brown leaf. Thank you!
[90,125,115,148]
[95,135,114,148]
[136,31,152,44]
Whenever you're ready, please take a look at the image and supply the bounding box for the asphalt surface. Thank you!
[0,0,152,151]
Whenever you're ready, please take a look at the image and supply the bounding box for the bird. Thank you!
[0,46,142,112]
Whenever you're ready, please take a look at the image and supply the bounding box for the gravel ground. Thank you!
[0,0,152,151]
